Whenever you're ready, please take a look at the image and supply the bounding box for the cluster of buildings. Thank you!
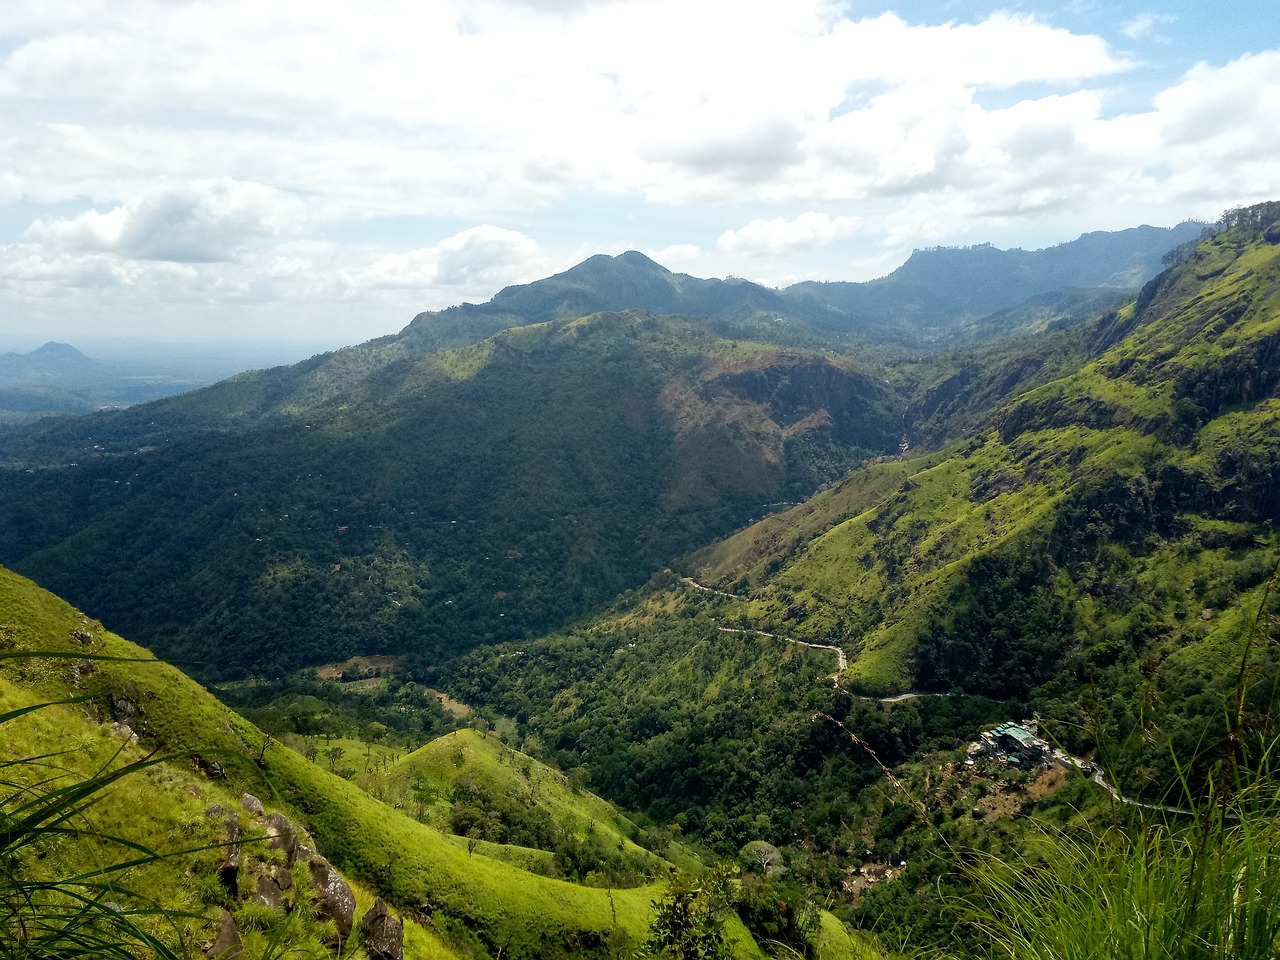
[971,721,1050,766]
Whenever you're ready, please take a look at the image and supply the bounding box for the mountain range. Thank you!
[404,221,1205,351]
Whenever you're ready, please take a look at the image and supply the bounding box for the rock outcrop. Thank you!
[204,909,242,960]
[252,872,286,911]
[309,856,356,943]
[205,804,241,900]
[265,812,299,865]
[358,899,404,960]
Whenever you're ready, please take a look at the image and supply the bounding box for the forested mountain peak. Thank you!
[400,250,787,352]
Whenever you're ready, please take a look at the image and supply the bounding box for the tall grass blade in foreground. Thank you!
[1,657,197,960]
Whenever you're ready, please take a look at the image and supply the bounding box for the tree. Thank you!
[641,863,737,960]
[326,745,344,770]
[739,840,784,877]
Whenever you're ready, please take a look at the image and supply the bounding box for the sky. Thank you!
[1,0,1279,352]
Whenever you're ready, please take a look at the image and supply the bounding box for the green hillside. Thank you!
[0,225,1207,685]
[435,210,1280,948]
[389,727,704,878]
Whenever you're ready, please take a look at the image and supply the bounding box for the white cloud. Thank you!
[823,12,1129,88]
[0,225,558,343]
[0,0,1276,342]
[648,244,703,270]
[0,2,1136,214]
[361,226,549,296]
[1153,52,1280,153]
[25,179,306,262]
[717,213,862,258]
[1121,13,1176,42]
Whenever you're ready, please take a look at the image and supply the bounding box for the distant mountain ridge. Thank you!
[784,221,1207,337]
[0,342,110,417]
[0,340,234,421]
[403,222,1206,352]
[0,340,101,378]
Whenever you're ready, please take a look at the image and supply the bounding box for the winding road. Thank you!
[714,626,848,675]
[679,573,943,696]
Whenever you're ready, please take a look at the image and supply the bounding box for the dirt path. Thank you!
[715,626,848,676]
[679,573,944,692]
[678,576,738,600]
[856,691,947,704]
[1086,766,1203,817]
[680,574,981,703]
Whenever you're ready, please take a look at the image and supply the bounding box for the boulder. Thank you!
[252,872,285,912]
[192,755,226,780]
[358,899,404,960]
[204,909,242,960]
[109,683,141,728]
[309,856,356,943]
[265,812,298,865]
[205,805,241,899]
[240,794,264,816]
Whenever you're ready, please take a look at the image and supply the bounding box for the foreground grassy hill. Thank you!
[388,727,707,878]
[0,564,878,960]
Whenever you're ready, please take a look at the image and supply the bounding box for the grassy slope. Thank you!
[0,563,654,956]
[0,564,463,960]
[390,727,704,873]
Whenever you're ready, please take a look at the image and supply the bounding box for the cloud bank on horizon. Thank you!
[1,0,1278,345]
